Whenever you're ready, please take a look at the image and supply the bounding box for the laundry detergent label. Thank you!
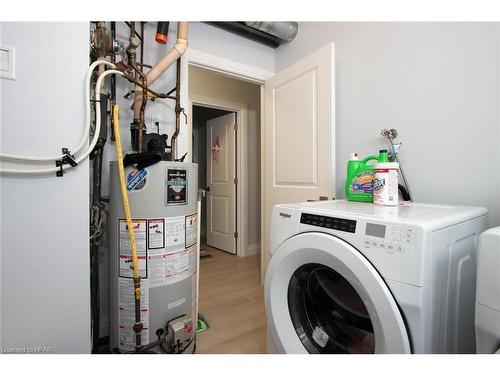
[349,170,375,194]
[127,168,148,191]
[373,168,399,206]
[165,168,187,206]
[373,177,386,191]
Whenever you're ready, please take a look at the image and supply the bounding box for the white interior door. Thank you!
[206,113,236,254]
[262,43,335,279]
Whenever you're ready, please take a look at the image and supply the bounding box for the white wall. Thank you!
[276,22,500,227]
[189,23,275,73]
[0,22,91,353]
[189,66,261,247]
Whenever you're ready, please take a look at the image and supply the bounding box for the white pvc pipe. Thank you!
[0,60,116,162]
[0,69,123,175]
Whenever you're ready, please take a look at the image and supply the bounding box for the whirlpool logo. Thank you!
[279,212,291,219]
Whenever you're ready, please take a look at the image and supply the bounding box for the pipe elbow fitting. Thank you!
[173,38,188,56]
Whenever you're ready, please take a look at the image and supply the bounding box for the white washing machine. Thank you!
[475,227,500,354]
[265,201,488,354]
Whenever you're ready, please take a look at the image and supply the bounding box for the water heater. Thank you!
[109,161,198,353]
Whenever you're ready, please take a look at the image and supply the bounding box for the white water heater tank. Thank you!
[109,161,198,353]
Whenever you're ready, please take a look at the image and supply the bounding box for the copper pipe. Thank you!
[127,21,148,153]
[137,62,153,69]
[110,21,117,141]
[121,73,176,100]
[125,21,142,41]
[127,21,139,149]
[133,22,188,120]
[134,21,147,153]
[170,58,181,161]
[130,62,147,153]
[140,22,145,73]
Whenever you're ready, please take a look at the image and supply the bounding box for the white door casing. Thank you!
[261,43,336,280]
[265,232,411,353]
[206,113,237,254]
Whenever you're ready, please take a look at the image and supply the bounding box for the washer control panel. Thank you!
[300,213,356,233]
[363,223,416,253]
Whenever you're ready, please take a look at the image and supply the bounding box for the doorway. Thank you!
[192,105,236,254]
[188,65,261,258]
[188,66,266,353]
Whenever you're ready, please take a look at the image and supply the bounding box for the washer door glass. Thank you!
[288,263,375,353]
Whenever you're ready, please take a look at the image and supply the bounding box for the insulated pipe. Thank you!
[156,22,170,44]
[0,69,123,175]
[132,22,188,121]
[0,60,115,162]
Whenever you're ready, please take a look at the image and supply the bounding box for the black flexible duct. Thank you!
[398,184,411,202]
[90,94,109,353]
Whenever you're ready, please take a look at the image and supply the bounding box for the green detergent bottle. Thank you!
[345,150,388,202]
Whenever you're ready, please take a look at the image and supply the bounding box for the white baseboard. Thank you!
[246,243,261,256]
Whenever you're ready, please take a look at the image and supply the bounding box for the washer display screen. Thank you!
[365,223,386,238]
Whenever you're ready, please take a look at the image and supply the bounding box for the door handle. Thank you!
[198,187,210,198]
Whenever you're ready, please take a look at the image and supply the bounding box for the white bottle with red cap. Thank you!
[373,157,399,206]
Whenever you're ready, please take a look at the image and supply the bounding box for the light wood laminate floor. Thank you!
[195,244,267,354]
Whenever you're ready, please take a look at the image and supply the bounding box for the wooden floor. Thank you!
[195,244,267,354]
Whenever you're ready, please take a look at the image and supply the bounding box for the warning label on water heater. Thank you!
[185,213,198,248]
[146,214,198,288]
[118,219,147,279]
[118,278,149,350]
[147,219,165,250]
[165,168,187,206]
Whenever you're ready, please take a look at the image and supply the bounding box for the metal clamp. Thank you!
[56,148,78,177]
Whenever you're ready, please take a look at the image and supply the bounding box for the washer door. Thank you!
[265,232,411,353]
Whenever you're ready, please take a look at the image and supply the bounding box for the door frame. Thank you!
[183,48,273,259]
[189,95,248,256]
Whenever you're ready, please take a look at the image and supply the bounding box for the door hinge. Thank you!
[234,232,238,239]
[234,177,238,185]
[234,123,238,132]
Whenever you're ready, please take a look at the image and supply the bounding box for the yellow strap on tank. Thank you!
[112,105,142,286]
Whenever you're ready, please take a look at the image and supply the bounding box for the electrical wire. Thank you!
[0,68,124,175]
[90,205,107,242]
